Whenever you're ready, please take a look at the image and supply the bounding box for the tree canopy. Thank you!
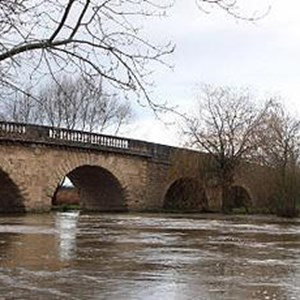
[182,84,270,212]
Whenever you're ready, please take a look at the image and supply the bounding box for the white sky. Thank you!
[124,0,300,146]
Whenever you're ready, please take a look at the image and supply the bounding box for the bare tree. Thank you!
[257,100,300,217]
[2,75,133,134]
[0,1,267,108]
[183,84,269,212]
[0,0,174,107]
[195,0,270,21]
[0,91,40,123]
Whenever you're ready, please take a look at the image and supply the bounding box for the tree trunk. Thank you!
[221,182,232,213]
[275,166,298,218]
[219,164,237,214]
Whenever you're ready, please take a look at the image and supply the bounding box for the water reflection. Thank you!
[55,212,79,261]
[0,213,300,299]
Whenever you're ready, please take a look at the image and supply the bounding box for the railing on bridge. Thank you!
[48,128,130,150]
[0,121,173,161]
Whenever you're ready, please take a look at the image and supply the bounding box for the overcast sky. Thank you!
[124,0,300,146]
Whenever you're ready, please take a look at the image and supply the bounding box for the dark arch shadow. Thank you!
[0,169,25,213]
[228,185,252,212]
[164,178,208,212]
[52,165,127,212]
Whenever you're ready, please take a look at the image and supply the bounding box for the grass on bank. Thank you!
[52,204,81,212]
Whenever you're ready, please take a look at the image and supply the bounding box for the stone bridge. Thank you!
[0,122,273,213]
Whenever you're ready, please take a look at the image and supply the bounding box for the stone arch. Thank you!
[163,177,208,212]
[228,185,252,211]
[51,164,127,211]
[0,167,25,213]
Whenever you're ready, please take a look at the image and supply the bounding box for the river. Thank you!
[0,212,300,299]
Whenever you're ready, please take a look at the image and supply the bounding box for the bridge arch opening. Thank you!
[163,178,208,212]
[0,169,25,213]
[52,165,127,211]
[228,185,252,212]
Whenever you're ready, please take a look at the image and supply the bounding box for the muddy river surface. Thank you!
[0,213,300,299]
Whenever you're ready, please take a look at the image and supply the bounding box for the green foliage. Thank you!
[52,204,80,212]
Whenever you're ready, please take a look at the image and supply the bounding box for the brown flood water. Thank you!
[0,212,300,299]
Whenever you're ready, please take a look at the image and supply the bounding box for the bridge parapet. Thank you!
[0,122,26,135]
[0,121,174,161]
[48,127,130,150]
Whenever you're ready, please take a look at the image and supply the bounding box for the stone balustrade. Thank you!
[0,121,173,161]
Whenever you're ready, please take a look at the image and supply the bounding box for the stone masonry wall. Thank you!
[0,141,275,213]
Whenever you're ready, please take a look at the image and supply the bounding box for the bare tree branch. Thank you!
[0,0,267,108]
[1,74,133,134]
